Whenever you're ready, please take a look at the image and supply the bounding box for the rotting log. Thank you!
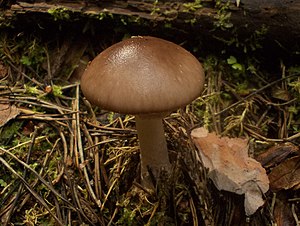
[1,0,300,66]
[2,0,300,41]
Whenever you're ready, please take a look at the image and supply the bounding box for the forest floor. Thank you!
[0,7,300,225]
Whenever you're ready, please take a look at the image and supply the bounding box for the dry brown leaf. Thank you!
[256,143,299,169]
[0,103,20,127]
[191,127,269,216]
[268,156,300,192]
[0,61,8,78]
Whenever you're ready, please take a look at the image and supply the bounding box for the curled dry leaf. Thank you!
[256,143,299,169]
[268,156,300,192]
[0,103,20,127]
[191,127,269,216]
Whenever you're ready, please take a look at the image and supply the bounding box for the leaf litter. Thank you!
[0,103,19,127]
[0,32,300,225]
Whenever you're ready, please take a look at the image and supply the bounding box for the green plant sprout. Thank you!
[214,0,233,30]
[52,85,63,97]
[24,84,40,95]
[0,179,7,187]
[227,56,243,71]
[151,0,161,15]
[20,40,45,67]
[183,0,202,12]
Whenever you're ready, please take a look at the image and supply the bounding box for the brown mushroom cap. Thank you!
[81,36,205,115]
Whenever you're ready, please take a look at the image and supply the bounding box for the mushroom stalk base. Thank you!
[135,116,171,186]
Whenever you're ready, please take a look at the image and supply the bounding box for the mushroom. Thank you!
[81,36,205,186]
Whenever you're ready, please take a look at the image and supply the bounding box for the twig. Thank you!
[104,147,138,165]
[75,84,101,207]
[269,193,276,223]
[107,207,119,226]
[291,203,300,226]
[58,128,68,167]
[189,197,198,226]
[0,147,73,207]
[207,70,222,133]
[3,123,46,225]
[7,61,44,87]
[100,178,118,211]
[87,121,136,133]
[0,157,64,226]
[5,96,75,112]
[244,126,300,142]
[18,139,60,215]
[83,138,119,151]
[145,202,159,226]
[81,123,104,199]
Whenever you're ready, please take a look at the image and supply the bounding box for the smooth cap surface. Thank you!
[81,36,205,115]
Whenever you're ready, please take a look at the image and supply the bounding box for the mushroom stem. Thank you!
[135,115,171,185]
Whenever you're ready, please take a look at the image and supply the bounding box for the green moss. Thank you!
[97,11,114,20]
[52,85,63,97]
[19,40,46,67]
[183,0,202,12]
[48,7,71,21]
[0,121,23,146]
[24,85,40,95]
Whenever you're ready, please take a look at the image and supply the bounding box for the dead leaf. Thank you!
[0,61,8,78]
[256,143,299,169]
[268,156,300,192]
[271,86,290,101]
[0,103,20,127]
[79,160,89,169]
[65,156,73,166]
[191,127,269,216]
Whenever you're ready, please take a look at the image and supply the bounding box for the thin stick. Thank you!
[100,178,118,211]
[7,61,44,87]
[3,125,43,226]
[0,147,73,207]
[145,202,159,226]
[189,197,198,226]
[81,123,102,199]
[75,84,101,207]
[0,157,64,226]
